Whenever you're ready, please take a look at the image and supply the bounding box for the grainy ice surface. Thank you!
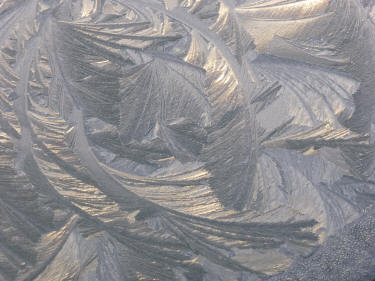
[0,0,375,280]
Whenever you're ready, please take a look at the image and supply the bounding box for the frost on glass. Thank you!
[0,0,374,280]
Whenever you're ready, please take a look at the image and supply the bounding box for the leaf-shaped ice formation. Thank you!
[236,0,375,132]
[0,0,375,280]
[118,58,211,162]
[252,55,358,139]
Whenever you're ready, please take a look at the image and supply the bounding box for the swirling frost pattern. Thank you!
[0,0,374,280]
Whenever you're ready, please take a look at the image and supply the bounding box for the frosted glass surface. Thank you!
[0,0,374,280]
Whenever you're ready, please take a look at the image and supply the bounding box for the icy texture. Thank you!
[0,0,374,280]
